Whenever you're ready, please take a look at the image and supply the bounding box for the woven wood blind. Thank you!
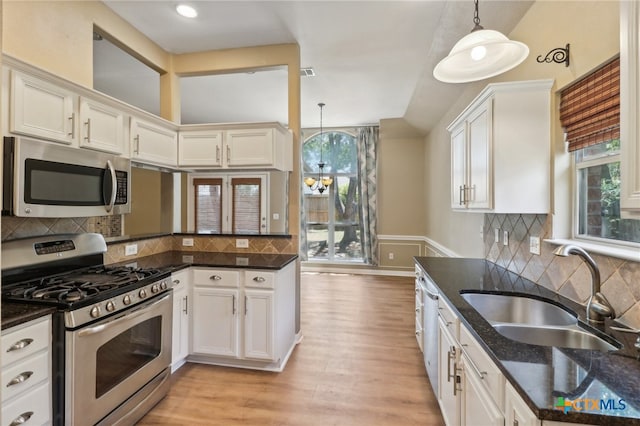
[559,56,620,152]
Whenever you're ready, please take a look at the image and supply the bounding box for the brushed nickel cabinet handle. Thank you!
[134,135,140,154]
[183,296,188,315]
[9,411,34,426]
[7,338,33,353]
[244,296,248,316]
[68,113,75,138]
[84,118,91,141]
[173,279,180,285]
[7,371,34,387]
[216,145,220,162]
[210,275,222,281]
[252,276,266,283]
[232,294,236,315]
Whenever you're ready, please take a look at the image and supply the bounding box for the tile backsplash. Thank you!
[1,215,122,241]
[485,214,640,329]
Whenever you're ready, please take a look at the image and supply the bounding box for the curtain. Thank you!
[357,126,379,265]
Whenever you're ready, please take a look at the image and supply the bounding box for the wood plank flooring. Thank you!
[138,273,444,425]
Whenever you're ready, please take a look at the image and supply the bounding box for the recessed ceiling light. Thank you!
[176,4,198,18]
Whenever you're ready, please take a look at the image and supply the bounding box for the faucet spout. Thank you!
[552,245,615,324]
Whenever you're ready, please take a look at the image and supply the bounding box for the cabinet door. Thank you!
[79,98,125,155]
[466,100,492,210]
[171,286,189,368]
[243,289,275,361]
[130,117,177,166]
[451,124,467,208]
[438,318,460,426]
[178,130,224,167]
[504,381,540,426]
[191,287,239,357]
[10,71,77,145]
[461,354,503,426]
[225,128,274,167]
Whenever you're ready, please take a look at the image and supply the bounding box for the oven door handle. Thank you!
[77,293,170,337]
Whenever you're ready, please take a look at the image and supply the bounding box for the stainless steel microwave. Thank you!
[3,136,131,217]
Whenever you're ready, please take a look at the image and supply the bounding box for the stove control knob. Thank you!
[151,284,159,294]
[106,301,116,312]
[123,295,132,305]
[139,289,147,299]
[90,306,101,318]
[160,281,168,290]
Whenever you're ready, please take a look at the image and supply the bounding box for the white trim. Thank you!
[545,238,640,262]
[424,237,461,258]
[377,234,428,241]
[300,265,413,277]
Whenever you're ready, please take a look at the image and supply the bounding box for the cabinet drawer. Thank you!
[245,271,275,289]
[460,325,504,410]
[2,380,51,426]
[2,351,49,403]
[1,318,50,368]
[192,269,240,288]
[437,297,459,340]
[171,269,191,289]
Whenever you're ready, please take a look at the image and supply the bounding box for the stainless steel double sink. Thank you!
[460,293,620,352]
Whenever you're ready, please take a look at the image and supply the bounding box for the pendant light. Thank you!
[433,0,529,83]
[304,103,333,194]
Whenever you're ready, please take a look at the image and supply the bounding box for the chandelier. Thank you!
[304,102,333,194]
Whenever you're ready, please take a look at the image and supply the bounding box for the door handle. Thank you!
[84,118,91,141]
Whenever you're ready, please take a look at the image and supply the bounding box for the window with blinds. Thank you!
[231,178,261,233]
[194,178,222,233]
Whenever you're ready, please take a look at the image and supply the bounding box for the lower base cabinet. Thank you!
[171,270,190,372]
[505,381,539,426]
[190,262,296,371]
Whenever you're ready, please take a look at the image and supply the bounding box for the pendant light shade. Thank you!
[433,0,529,83]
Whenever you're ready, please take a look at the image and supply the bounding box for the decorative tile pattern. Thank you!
[2,216,122,241]
[485,213,640,329]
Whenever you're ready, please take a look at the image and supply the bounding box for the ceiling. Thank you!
[98,0,534,133]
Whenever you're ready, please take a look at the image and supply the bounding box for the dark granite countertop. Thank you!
[105,233,293,245]
[415,257,640,425]
[112,251,298,272]
[1,303,56,331]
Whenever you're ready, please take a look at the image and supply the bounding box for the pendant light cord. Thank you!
[318,102,325,164]
[472,0,484,31]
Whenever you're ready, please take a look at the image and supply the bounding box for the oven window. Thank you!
[95,316,162,398]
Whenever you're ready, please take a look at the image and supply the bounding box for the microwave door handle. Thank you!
[104,160,117,213]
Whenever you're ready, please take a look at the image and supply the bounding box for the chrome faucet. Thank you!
[552,245,615,324]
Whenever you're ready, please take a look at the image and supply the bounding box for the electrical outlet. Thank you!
[182,238,194,247]
[494,228,500,243]
[125,244,138,256]
[388,252,394,260]
[503,230,509,246]
[273,213,280,220]
[236,239,249,248]
[529,236,541,255]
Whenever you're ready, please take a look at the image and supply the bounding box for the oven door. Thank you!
[65,292,172,426]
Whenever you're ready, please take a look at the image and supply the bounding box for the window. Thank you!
[575,140,640,243]
[561,56,640,246]
[189,173,267,234]
[302,130,362,261]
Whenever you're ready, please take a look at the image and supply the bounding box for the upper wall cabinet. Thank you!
[621,1,640,215]
[79,98,125,155]
[179,124,293,171]
[447,79,554,213]
[130,117,178,167]
[10,70,77,145]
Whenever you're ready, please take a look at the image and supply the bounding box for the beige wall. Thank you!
[423,1,620,258]
[126,168,169,235]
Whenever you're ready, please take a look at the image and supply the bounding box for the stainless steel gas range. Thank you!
[1,233,173,426]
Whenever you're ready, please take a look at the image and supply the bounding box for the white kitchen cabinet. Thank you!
[438,316,461,426]
[171,269,191,372]
[79,97,125,155]
[130,117,178,167]
[190,263,296,371]
[620,1,640,215]
[447,79,553,213]
[1,316,52,426]
[178,124,293,171]
[414,270,424,352]
[504,381,540,426]
[178,129,224,167]
[10,70,77,145]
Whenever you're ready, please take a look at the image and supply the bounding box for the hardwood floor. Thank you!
[138,273,444,425]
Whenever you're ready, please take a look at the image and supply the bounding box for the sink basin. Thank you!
[493,324,619,352]
[461,293,577,326]
[461,292,620,352]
